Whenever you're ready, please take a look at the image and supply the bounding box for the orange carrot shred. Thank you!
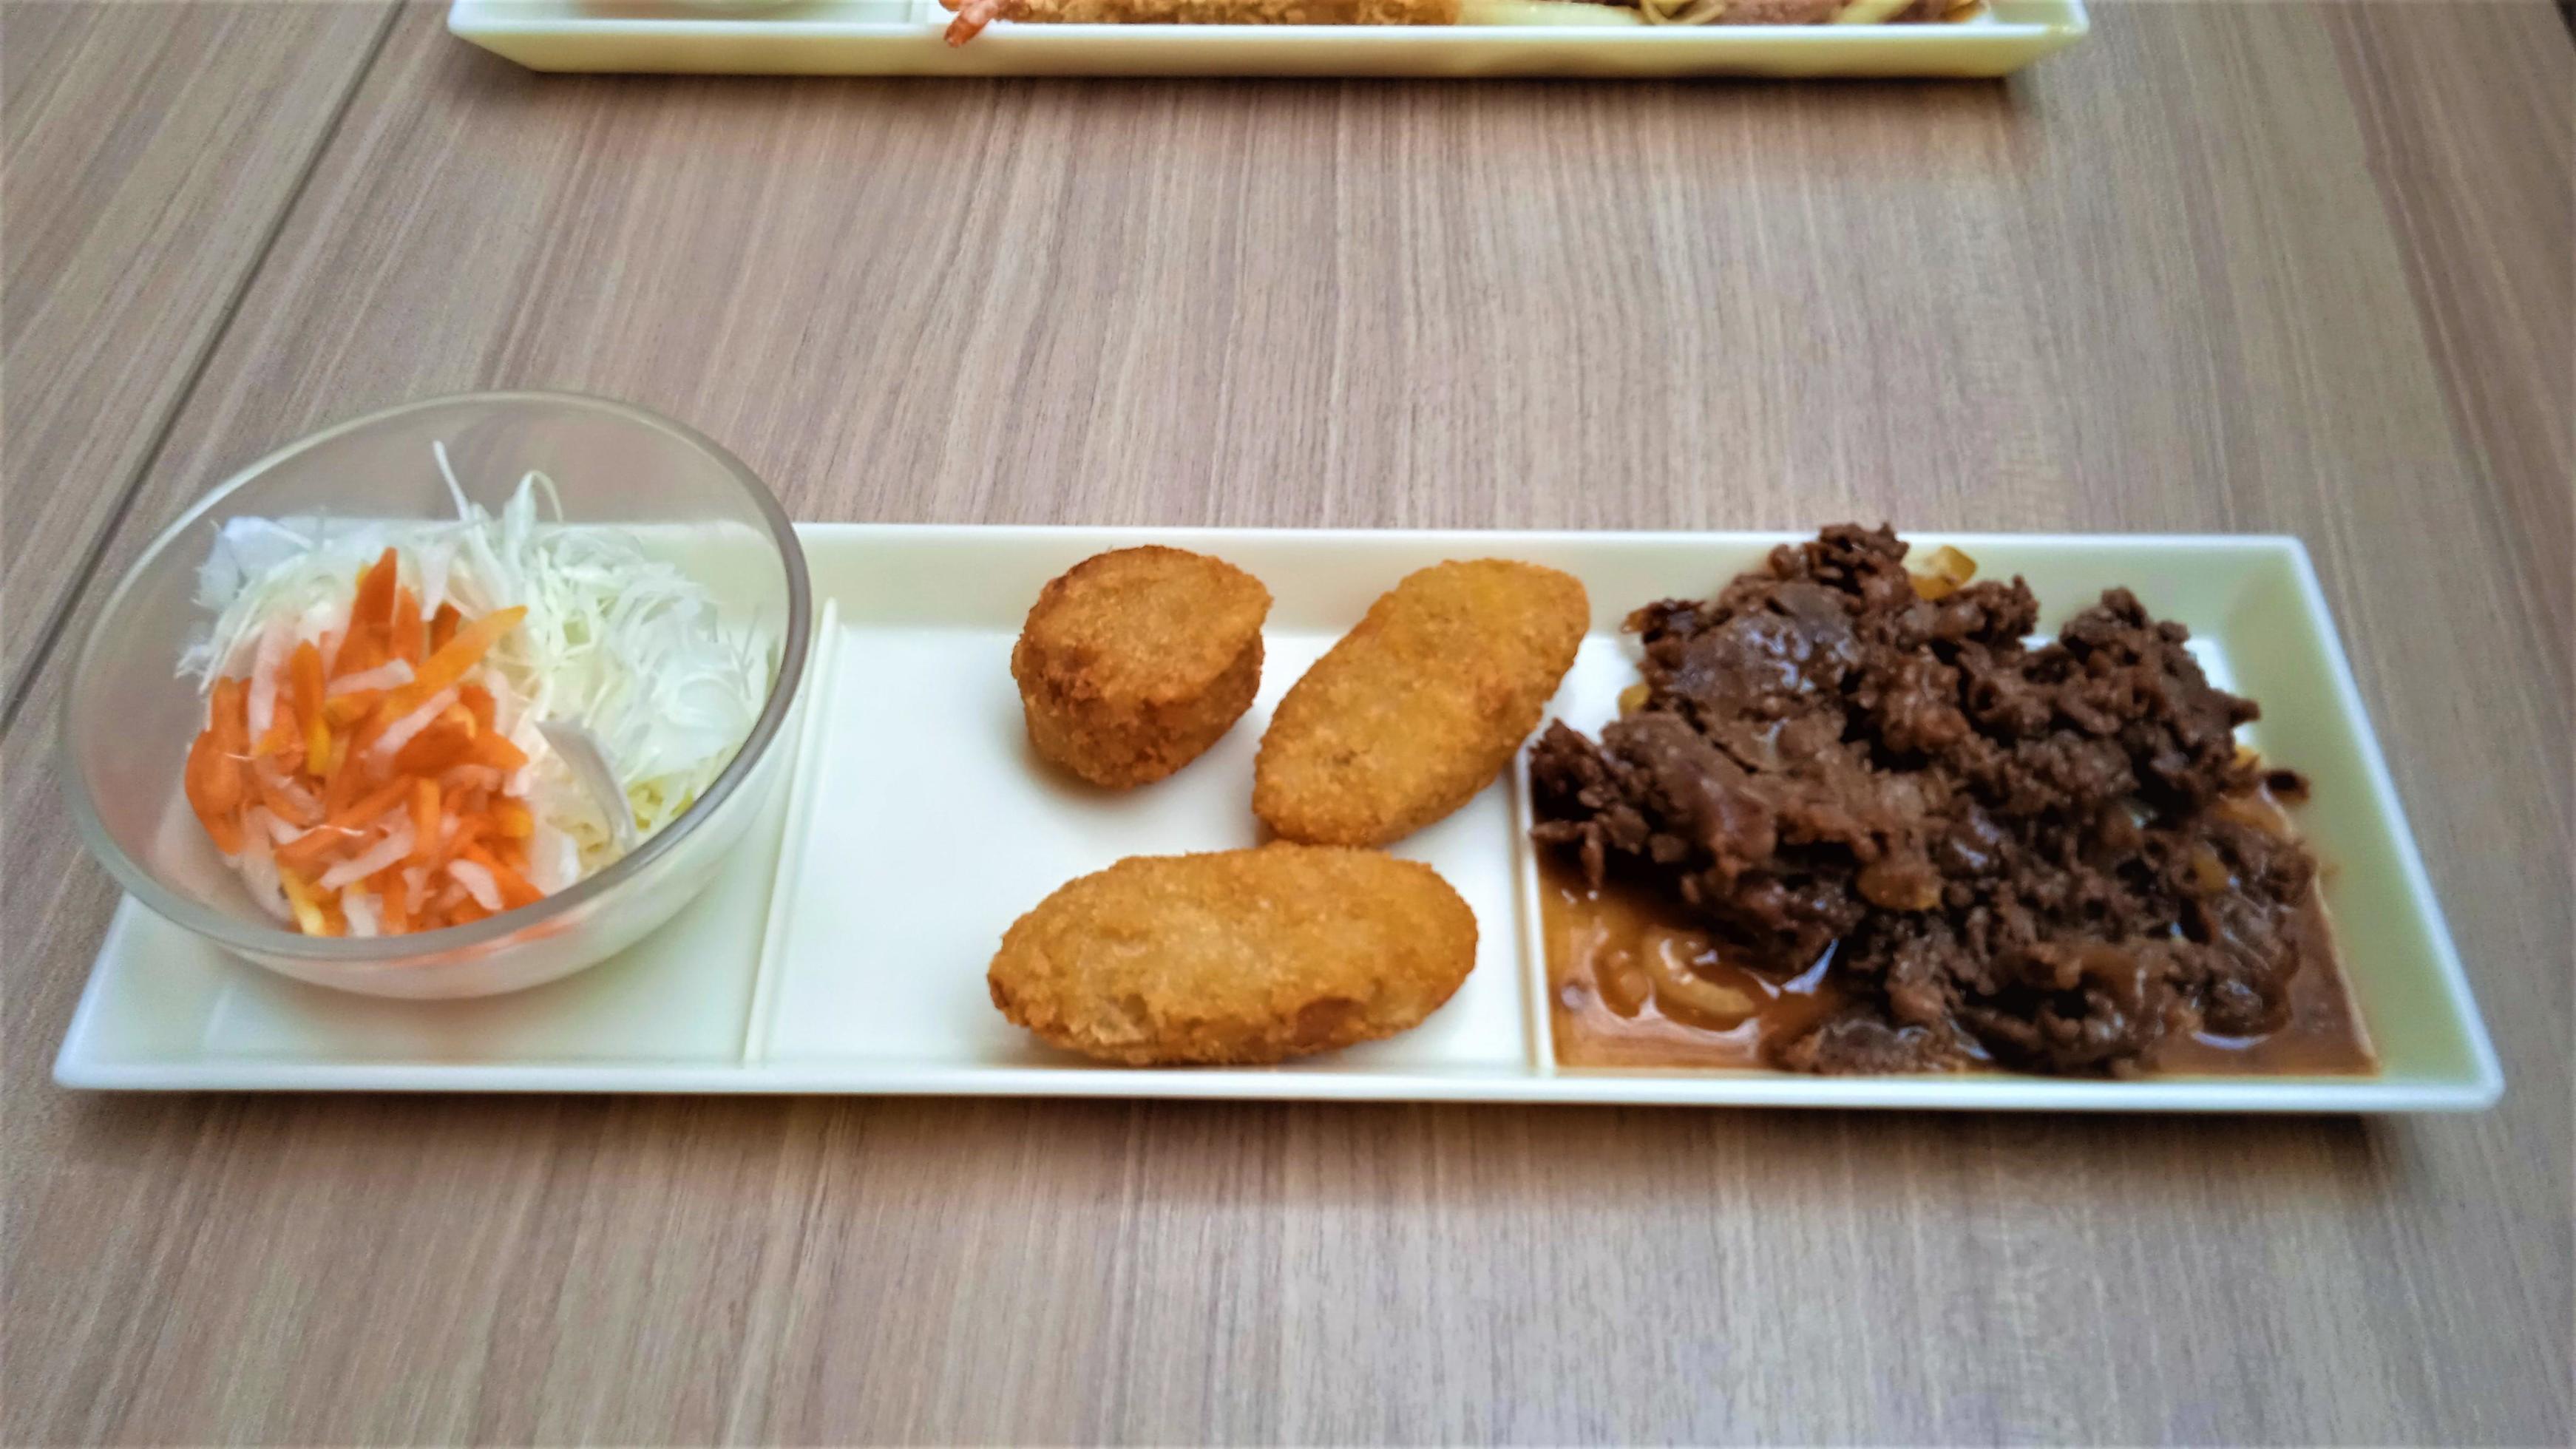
[470,731,529,772]
[329,776,416,835]
[392,711,476,775]
[255,702,301,761]
[492,799,535,839]
[256,769,322,829]
[212,676,251,757]
[390,586,422,666]
[410,778,441,865]
[373,606,524,728]
[430,602,463,653]
[274,827,345,872]
[459,683,497,736]
[341,549,399,673]
[322,690,380,727]
[462,844,545,909]
[184,731,245,854]
[292,643,328,778]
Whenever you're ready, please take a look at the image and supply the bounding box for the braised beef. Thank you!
[1529,523,2326,1077]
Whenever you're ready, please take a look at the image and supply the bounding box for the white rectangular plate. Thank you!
[447,0,2087,79]
[58,526,2501,1109]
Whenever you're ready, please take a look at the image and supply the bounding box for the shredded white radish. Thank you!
[254,761,320,821]
[369,686,458,764]
[447,859,504,913]
[246,620,290,741]
[237,810,291,920]
[328,659,413,694]
[438,764,504,794]
[342,890,381,938]
[320,824,416,892]
[526,820,580,894]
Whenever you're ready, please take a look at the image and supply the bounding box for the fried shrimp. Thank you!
[988,844,1478,1065]
[1012,546,1271,789]
[942,0,1462,46]
[1255,559,1587,847]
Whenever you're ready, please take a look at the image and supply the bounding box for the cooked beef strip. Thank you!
[1529,523,2322,1076]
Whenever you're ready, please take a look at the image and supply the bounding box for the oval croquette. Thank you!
[987,844,1478,1065]
[1255,559,1588,846]
[1011,546,1271,788]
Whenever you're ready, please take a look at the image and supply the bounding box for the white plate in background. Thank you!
[446,0,2088,79]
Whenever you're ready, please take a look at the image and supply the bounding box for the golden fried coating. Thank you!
[943,0,1462,45]
[988,844,1478,1066]
[1255,559,1587,846]
[1012,546,1272,789]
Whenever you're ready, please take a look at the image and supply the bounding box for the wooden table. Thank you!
[5,1,2568,1441]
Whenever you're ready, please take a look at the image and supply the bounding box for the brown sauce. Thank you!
[1540,855,2377,1076]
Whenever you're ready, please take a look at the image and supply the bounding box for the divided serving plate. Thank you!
[57,527,2501,1110]
[447,0,2088,79]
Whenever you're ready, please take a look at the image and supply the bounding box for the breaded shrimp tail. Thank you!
[944,0,1463,45]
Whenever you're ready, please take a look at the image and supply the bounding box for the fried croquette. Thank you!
[1012,546,1272,789]
[988,844,1478,1066]
[1255,559,1587,846]
[942,0,1462,45]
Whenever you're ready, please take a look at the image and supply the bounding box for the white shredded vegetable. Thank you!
[186,445,775,886]
[328,659,413,694]
[320,824,416,892]
[370,686,461,764]
[447,858,504,914]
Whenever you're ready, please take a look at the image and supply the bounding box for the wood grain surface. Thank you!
[5,1,2570,1442]
[0,0,398,701]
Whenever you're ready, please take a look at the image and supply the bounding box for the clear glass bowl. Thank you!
[61,392,812,998]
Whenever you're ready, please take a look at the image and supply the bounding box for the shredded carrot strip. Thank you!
[492,800,534,839]
[329,776,415,835]
[292,642,329,774]
[390,587,422,666]
[279,868,332,935]
[184,732,245,854]
[373,606,524,727]
[392,709,478,775]
[469,732,529,772]
[461,844,545,909]
[409,778,441,866]
[255,767,322,829]
[339,549,399,676]
[254,704,300,761]
[376,886,410,935]
[212,677,250,758]
[323,690,383,727]
[274,824,349,872]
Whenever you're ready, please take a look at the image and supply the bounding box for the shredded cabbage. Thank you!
[186,445,774,875]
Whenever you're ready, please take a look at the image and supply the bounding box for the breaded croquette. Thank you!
[988,844,1477,1065]
[1255,559,1587,846]
[1012,546,1271,789]
[942,0,1462,45]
